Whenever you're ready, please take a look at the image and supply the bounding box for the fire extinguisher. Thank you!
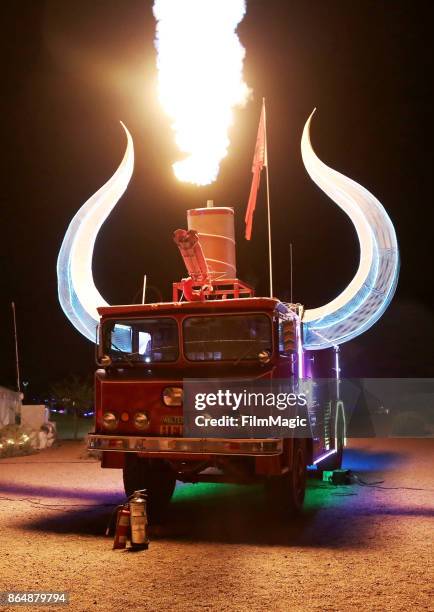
[112,505,131,550]
[129,489,149,550]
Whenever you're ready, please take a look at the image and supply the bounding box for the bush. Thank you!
[0,424,35,458]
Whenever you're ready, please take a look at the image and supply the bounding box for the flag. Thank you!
[245,99,267,240]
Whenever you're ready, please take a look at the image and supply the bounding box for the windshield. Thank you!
[183,314,272,362]
[103,318,178,363]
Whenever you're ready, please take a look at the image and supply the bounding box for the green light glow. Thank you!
[173,482,261,502]
[172,479,352,511]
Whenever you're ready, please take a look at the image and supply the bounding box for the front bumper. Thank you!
[88,434,282,456]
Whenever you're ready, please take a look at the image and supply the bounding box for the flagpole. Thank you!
[142,274,147,304]
[11,302,21,393]
[290,243,293,303]
[263,98,273,297]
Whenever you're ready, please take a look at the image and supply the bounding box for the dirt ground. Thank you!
[0,438,433,612]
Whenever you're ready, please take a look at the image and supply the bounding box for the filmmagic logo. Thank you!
[194,389,307,411]
[195,414,308,428]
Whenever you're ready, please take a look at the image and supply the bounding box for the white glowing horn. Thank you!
[57,122,134,342]
[301,110,399,350]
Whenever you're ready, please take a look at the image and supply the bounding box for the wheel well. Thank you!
[282,437,313,470]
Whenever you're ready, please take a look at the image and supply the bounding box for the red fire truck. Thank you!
[88,206,344,520]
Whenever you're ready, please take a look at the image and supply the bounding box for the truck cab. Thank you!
[89,295,344,520]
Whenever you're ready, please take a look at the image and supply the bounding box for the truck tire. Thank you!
[123,455,176,523]
[265,439,307,516]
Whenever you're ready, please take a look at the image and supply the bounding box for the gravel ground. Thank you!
[0,438,433,612]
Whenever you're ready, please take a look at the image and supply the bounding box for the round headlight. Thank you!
[102,412,118,430]
[134,412,150,430]
[163,387,183,406]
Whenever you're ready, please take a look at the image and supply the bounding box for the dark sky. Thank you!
[1,0,433,395]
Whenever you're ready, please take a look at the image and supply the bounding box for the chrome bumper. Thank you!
[88,434,282,456]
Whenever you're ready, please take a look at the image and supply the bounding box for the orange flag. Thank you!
[245,99,267,240]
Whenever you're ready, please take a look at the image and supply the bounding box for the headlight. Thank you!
[102,412,118,430]
[163,387,183,406]
[134,412,150,430]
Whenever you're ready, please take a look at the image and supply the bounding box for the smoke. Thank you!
[153,0,250,186]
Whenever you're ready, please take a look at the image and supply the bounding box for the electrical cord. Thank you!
[321,469,434,492]
[352,473,434,492]
[313,484,358,496]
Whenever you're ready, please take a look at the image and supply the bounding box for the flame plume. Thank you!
[153,0,250,186]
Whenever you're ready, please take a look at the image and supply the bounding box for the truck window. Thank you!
[103,318,178,363]
[183,314,272,362]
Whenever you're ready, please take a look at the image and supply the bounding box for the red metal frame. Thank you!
[172,278,254,302]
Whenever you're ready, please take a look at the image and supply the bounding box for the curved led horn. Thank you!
[57,122,134,342]
[301,110,399,350]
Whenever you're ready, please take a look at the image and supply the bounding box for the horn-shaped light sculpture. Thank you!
[57,122,134,342]
[57,113,398,351]
[301,110,399,350]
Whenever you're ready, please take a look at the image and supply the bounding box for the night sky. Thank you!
[1,0,433,396]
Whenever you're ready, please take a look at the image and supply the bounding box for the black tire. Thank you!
[265,439,307,516]
[123,455,176,523]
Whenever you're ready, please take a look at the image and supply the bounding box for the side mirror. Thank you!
[95,324,111,366]
[95,325,101,364]
[258,349,271,365]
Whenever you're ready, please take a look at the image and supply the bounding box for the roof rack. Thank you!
[172,278,254,302]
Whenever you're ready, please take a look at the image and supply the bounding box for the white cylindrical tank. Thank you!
[187,205,236,279]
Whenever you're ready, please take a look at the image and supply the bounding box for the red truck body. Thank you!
[88,295,344,519]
